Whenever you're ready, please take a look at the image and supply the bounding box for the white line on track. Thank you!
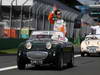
[0,54,81,72]
[0,66,17,72]
[74,54,81,58]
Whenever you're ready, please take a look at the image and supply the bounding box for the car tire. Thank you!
[56,53,64,70]
[67,57,74,68]
[17,56,26,70]
[99,53,100,56]
[87,53,90,56]
[81,52,85,57]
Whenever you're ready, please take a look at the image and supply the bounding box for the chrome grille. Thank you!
[87,46,98,53]
[27,51,48,60]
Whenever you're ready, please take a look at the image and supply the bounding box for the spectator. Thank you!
[91,22,100,34]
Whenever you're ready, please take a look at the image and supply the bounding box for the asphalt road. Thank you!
[0,54,100,75]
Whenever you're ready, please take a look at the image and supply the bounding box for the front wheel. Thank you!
[99,53,100,56]
[67,57,74,68]
[81,52,85,57]
[81,52,90,57]
[17,56,26,70]
[56,53,64,70]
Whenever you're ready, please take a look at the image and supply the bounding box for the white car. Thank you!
[81,34,100,56]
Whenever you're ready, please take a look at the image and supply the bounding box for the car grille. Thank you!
[27,51,48,60]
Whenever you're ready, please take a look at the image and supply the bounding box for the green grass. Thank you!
[0,49,17,54]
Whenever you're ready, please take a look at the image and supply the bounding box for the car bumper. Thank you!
[81,50,100,54]
[19,50,57,64]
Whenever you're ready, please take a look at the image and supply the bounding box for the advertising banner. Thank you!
[3,28,17,38]
[21,27,29,39]
[2,0,32,6]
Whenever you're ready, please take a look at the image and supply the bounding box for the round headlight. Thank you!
[85,41,90,45]
[97,41,100,45]
[46,42,52,49]
[26,42,32,49]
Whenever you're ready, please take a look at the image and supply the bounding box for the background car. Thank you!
[81,34,100,56]
[17,31,74,70]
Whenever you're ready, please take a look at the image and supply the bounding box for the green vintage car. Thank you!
[17,31,74,70]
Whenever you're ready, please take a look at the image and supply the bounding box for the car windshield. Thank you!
[29,35,52,40]
[85,35,100,40]
[85,37,97,40]
[85,36,98,40]
[29,31,65,41]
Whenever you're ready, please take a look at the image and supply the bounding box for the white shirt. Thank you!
[53,19,67,34]
[91,26,100,34]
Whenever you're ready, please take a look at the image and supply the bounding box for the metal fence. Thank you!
[32,1,81,38]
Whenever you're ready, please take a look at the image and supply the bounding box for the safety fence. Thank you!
[0,38,26,50]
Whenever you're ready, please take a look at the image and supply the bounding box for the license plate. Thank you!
[31,60,43,64]
[88,49,96,53]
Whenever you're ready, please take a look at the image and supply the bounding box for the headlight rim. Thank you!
[46,42,52,49]
[25,42,32,49]
[97,41,100,45]
[85,41,90,45]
